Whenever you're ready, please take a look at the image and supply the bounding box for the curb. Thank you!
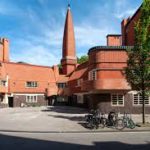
[0,128,150,134]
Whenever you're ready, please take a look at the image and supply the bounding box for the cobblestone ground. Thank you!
[0,106,150,132]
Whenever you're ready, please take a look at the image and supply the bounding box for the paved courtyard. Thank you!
[0,106,150,132]
[0,106,88,132]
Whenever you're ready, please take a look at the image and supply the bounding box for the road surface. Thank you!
[0,131,149,150]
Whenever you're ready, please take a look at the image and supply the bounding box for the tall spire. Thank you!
[61,3,77,75]
[68,0,70,8]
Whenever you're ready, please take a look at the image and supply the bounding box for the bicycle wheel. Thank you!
[99,118,107,128]
[115,119,125,130]
[87,119,95,129]
[129,119,136,129]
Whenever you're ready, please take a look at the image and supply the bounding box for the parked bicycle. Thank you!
[122,113,136,129]
[104,111,125,130]
[85,109,106,129]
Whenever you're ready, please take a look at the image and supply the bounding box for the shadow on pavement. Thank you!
[41,106,88,114]
[48,114,85,122]
[0,133,149,150]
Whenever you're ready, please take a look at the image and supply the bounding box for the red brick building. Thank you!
[0,5,149,113]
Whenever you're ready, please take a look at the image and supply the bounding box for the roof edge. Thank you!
[2,61,53,69]
[88,46,134,54]
[106,34,121,37]
[126,4,142,28]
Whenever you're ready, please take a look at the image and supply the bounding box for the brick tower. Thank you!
[61,4,77,75]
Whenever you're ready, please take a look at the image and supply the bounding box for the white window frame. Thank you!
[111,94,124,107]
[0,80,6,87]
[57,83,67,89]
[26,81,38,88]
[26,95,37,103]
[133,94,150,106]
[88,70,97,80]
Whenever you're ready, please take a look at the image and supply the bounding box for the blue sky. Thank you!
[0,0,142,66]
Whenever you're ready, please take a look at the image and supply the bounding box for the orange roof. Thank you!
[69,61,88,81]
[1,62,57,94]
[3,62,55,82]
[57,75,69,83]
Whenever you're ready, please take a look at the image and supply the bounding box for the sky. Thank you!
[0,0,142,66]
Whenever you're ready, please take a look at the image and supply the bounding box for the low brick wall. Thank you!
[13,95,47,107]
[0,103,8,108]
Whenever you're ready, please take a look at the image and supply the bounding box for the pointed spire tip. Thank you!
[68,3,70,9]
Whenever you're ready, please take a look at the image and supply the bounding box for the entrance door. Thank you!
[8,97,14,107]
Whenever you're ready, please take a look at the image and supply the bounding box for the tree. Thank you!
[77,55,88,64]
[125,0,150,124]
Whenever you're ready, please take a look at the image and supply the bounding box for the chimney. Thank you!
[3,38,9,62]
[0,38,3,62]
[0,38,9,62]
[107,35,122,46]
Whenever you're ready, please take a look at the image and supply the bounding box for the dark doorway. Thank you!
[8,97,14,107]
[47,96,56,106]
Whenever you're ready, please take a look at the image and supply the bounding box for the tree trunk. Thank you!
[142,89,145,124]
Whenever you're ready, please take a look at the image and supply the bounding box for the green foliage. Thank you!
[125,0,150,93]
[58,64,62,69]
[125,0,150,123]
[77,55,88,64]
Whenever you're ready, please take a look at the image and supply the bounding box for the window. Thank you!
[26,81,38,88]
[111,94,124,106]
[77,95,83,104]
[89,70,97,80]
[57,83,67,88]
[26,95,37,103]
[133,94,150,106]
[0,80,6,86]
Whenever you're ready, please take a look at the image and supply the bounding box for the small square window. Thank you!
[133,94,150,106]
[26,95,38,103]
[26,81,38,88]
[111,94,124,106]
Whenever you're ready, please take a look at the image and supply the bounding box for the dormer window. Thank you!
[57,83,67,88]
[0,80,6,86]
[26,81,38,88]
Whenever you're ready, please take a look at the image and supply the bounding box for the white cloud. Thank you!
[113,0,140,19]
[10,23,112,66]
[114,8,137,19]
[9,4,115,66]
[8,0,140,66]
[0,1,24,16]
[75,25,113,47]
[11,42,61,66]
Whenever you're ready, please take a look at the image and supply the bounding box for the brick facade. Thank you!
[12,95,47,107]
[85,93,150,114]
[0,4,149,114]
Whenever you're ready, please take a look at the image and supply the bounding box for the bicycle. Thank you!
[85,109,107,129]
[122,113,136,129]
[104,111,125,130]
